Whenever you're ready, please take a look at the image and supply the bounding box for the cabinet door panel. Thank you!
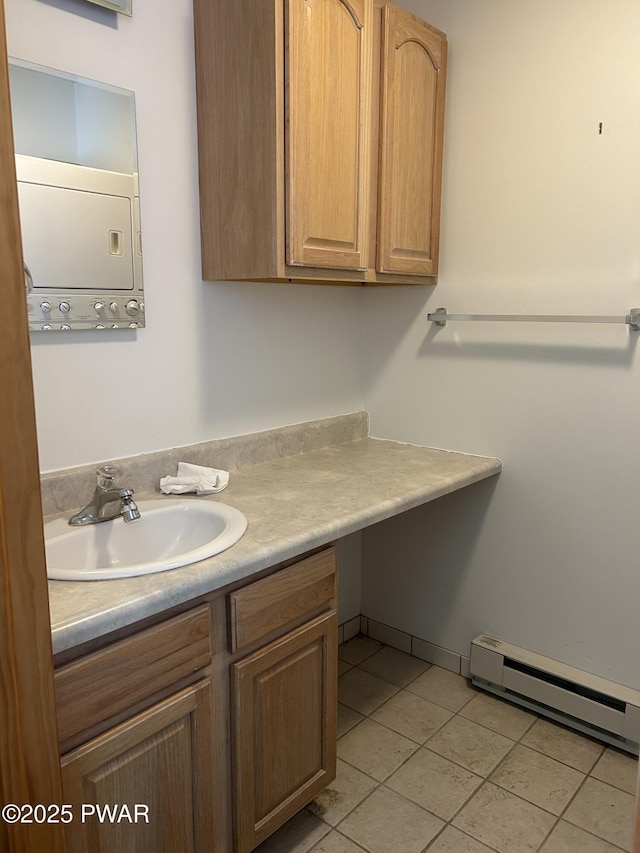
[61,680,214,853]
[377,2,447,275]
[232,610,337,852]
[286,0,371,270]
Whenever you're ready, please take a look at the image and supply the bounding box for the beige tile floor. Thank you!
[255,636,639,853]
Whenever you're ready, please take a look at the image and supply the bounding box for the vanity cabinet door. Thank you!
[231,610,338,853]
[286,0,372,271]
[376,1,447,276]
[60,679,215,853]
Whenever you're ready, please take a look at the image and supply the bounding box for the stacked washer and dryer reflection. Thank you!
[9,58,144,331]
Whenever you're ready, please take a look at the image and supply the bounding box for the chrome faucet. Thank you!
[68,465,141,527]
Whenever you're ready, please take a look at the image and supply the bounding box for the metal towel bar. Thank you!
[427,307,640,331]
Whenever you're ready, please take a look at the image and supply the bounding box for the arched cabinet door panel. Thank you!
[286,0,372,271]
[377,2,447,276]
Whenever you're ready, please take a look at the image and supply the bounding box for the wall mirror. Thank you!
[9,58,144,332]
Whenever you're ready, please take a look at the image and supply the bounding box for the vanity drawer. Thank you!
[228,548,336,652]
[55,603,211,744]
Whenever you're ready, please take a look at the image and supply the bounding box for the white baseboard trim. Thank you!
[357,615,463,675]
[338,615,360,645]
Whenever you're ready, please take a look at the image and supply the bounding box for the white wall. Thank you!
[363,0,640,689]
[5,0,365,472]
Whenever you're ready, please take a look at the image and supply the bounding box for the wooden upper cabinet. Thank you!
[376,3,447,276]
[193,0,447,285]
[286,0,371,271]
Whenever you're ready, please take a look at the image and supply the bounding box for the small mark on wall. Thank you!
[598,122,603,134]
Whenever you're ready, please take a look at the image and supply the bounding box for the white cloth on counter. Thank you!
[159,462,230,496]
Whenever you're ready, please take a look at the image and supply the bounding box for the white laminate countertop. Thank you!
[48,438,502,654]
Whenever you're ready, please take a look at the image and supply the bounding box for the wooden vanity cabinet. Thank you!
[193,0,447,286]
[54,605,216,853]
[53,547,338,853]
[228,549,338,852]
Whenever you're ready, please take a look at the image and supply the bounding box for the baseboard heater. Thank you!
[470,635,640,755]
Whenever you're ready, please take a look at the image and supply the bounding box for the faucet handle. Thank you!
[96,465,121,489]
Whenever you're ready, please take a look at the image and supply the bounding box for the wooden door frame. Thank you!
[0,1,66,850]
[635,766,640,853]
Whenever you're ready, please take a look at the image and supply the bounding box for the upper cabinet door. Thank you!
[377,3,447,276]
[286,0,372,271]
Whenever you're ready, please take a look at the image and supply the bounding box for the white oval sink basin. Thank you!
[44,498,248,581]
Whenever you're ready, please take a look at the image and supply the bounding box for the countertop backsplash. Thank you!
[40,411,369,518]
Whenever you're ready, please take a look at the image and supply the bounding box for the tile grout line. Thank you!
[338,652,514,849]
[345,638,634,781]
[334,638,635,853]
[299,654,634,852]
[350,651,635,796]
[522,719,607,853]
[336,653,493,851]
[552,771,630,853]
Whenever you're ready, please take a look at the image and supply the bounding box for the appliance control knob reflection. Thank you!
[59,301,70,313]
[125,299,140,316]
